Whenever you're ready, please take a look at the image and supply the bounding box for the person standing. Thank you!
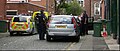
[79,13,84,36]
[82,11,88,35]
[35,10,47,40]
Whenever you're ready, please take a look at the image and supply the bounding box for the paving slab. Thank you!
[0,32,9,38]
[104,36,119,50]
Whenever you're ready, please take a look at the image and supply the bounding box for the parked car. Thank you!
[9,15,34,36]
[46,15,80,42]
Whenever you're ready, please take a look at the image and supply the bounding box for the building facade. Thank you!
[0,0,55,20]
[0,0,6,20]
[84,0,101,20]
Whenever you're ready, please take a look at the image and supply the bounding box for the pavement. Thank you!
[104,36,119,50]
[0,32,9,38]
[83,30,119,50]
[80,30,109,50]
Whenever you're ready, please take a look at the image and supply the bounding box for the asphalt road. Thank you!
[0,31,109,50]
[0,33,86,50]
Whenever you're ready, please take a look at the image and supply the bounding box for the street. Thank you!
[0,0,119,50]
[0,31,111,50]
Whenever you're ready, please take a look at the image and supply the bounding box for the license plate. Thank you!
[56,25,66,28]
[16,24,23,26]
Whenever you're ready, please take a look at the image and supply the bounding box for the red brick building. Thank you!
[6,0,55,20]
[0,0,6,20]
[0,0,55,20]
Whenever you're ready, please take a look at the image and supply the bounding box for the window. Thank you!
[50,17,72,24]
[94,2,100,15]
[13,17,27,22]
[10,0,23,1]
[9,0,28,2]
[31,0,41,1]
[6,10,18,16]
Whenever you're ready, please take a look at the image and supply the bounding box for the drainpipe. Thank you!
[90,0,91,17]
[46,0,49,12]
[4,0,6,20]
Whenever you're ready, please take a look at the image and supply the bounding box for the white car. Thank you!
[46,15,80,42]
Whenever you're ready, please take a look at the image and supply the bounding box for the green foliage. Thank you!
[56,0,83,15]
[58,3,70,8]
[66,0,83,15]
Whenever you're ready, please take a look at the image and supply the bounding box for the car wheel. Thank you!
[46,34,51,41]
[10,32,14,36]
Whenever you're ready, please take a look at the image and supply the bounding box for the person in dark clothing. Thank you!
[82,11,88,35]
[35,10,47,40]
[79,13,84,36]
[35,13,40,33]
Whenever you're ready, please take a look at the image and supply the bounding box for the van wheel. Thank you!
[10,32,14,36]
[46,33,51,41]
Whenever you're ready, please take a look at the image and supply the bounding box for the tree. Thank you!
[54,0,83,15]
[54,0,67,14]
[66,0,83,15]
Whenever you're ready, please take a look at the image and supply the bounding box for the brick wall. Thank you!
[29,0,46,7]
[6,3,45,20]
[84,0,102,20]
[84,0,91,17]
[48,0,55,14]
[0,0,6,20]
[7,0,55,14]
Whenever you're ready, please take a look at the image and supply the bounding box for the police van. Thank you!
[9,15,34,36]
[32,11,49,21]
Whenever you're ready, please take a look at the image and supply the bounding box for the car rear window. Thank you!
[50,17,72,24]
[13,17,27,22]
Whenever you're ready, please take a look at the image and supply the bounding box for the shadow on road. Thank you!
[49,37,81,42]
[34,37,81,42]
[10,33,38,36]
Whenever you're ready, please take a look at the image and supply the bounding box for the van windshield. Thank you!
[13,17,27,22]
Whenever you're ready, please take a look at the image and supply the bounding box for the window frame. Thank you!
[6,10,18,16]
[31,0,41,1]
[94,2,101,15]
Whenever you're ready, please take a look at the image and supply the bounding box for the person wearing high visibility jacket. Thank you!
[35,10,47,40]
[32,11,49,34]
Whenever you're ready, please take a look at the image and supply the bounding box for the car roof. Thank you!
[74,16,78,18]
[13,15,32,18]
[51,15,73,18]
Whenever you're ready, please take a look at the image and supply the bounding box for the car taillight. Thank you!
[74,24,76,29]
